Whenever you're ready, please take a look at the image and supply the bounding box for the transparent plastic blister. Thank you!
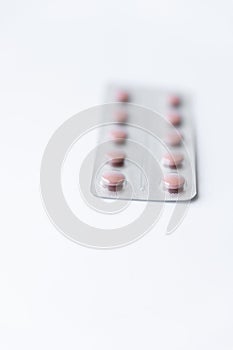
[91,84,197,202]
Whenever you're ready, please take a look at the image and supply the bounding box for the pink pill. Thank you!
[116,90,130,103]
[163,173,185,193]
[166,112,182,126]
[168,95,181,107]
[101,171,126,191]
[107,150,126,167]
[162,152,184,168]
[164,131,182,146]
[109,129,128,144]
[115,110,128,123]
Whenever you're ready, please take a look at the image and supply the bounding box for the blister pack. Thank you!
[91,84,197,202]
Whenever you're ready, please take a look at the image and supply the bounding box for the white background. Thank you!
[1,0,233,349]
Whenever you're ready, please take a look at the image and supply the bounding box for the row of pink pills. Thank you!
[163,95,185,193]
[101,91,129,191]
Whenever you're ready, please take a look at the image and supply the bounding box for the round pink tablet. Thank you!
[162,152,184,168]
[109,129,128,144]
[107,150,126,167]
[164,131,182,146]
[116,90,130,103]
[166,112,182,126]
[163,173,185,193]
[114,110,128,123]
[168,95,181,107]
[101,171,126,191]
